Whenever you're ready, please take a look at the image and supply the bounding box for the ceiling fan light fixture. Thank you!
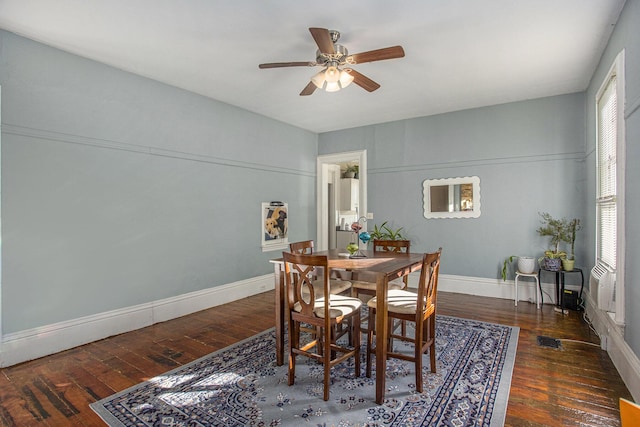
[311,68,327,89]
[310,66,354,92]
[325,81,341,92]
[325,65,340,83]
[339,69,354,88]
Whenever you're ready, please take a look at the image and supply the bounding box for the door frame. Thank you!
[316,150,367,251]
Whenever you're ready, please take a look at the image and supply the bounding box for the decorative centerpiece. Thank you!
[347,214,368,258]
[346,240,359,256]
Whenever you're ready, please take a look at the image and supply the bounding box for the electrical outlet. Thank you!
[366,212,373,220]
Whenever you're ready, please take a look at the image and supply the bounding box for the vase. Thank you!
[543,257,562,272]
[517,257,536,274]
[562,258,575,271]
[346,241,359,255]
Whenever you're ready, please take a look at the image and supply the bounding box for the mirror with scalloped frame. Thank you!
[423,176,481,219]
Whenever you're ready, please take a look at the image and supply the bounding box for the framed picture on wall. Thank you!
[261,202,288,252]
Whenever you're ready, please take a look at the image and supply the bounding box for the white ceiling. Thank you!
[0,0,626,133]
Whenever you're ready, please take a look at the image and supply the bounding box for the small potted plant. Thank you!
[369,221,406,241]
[344,164,358,178]
[536,212,568,271]
[502,255,536,281]
[561,218,581,271]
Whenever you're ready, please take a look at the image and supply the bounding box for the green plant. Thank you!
[501,256,516,281]
[344,164,358,174]
[543,250,566,259]
[536,212,570,257]
[369,222,386,240]
[563,218,582,260]
[369,221,406,240]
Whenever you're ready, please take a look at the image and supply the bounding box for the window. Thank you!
[595,50,625,324]
[596,74,617,269]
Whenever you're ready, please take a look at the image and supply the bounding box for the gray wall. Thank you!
[2,0,638,364]
[585,0,640,356]
[0,30,317,333]
[319,93,587,280]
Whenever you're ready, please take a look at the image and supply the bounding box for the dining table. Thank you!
[270,248,425,404]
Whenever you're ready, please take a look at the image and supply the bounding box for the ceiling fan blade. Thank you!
[346,69,380,92]
[300,81,317,96]
[259,61,314,69]
[348,46,405,64]
[309,27,335,54]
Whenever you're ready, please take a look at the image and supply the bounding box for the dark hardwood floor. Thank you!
[0,291,632,426]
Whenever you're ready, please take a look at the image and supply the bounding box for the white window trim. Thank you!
[595,49,625,326]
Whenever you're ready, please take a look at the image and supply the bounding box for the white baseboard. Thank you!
[0,274,274,367]
[0,271,605,370]
[410,273,563,305]
[585,292,640,401]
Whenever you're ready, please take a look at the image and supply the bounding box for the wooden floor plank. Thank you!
[0,291,631,426]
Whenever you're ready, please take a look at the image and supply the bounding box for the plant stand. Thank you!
[514,271,541,309]
[538,267,585,311]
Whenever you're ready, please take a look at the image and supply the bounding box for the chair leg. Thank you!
[316,326,323,356]
[366,307,375,378]
[415,318,424,393]
[330,325,337,359]
[353,311,361,378]
[288,320,299,386]
[387,317,394,354]
[323,324,331,401]
[429,317,437,374]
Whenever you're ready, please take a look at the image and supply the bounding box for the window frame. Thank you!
[595,49,625,325]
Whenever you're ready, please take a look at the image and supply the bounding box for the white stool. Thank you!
[514,271,541,309]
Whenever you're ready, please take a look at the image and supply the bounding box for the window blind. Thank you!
[597,75,617,270]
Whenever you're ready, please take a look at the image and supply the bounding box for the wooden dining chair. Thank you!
[365,248,442,393]
[289,239,316,255]
[349,239,411,335]
[289,240,355,345]
[351,239,411,299]
[372,239,412,254]
[289,240,352,295]
[283,251,362,401]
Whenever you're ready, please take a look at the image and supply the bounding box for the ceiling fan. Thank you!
[258,27,405,96]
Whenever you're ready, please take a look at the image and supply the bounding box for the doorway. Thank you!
[316,150,367,251]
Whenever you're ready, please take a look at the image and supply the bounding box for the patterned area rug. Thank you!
[91,315,518,426]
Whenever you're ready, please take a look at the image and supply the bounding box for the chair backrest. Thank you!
[289,240,314,255]
[373,239,410,253]
[282,251,329,317]
[416,248,442,314]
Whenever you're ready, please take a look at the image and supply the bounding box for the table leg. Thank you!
[274,263,285,366]
[578,269,585,306]
[560,272,566,311]
[375,273,389,404]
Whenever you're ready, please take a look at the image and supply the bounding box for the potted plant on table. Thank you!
[501,255,537,281]
[561,218,582,271]
[369,221,406,241]
[536,212,568,271]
